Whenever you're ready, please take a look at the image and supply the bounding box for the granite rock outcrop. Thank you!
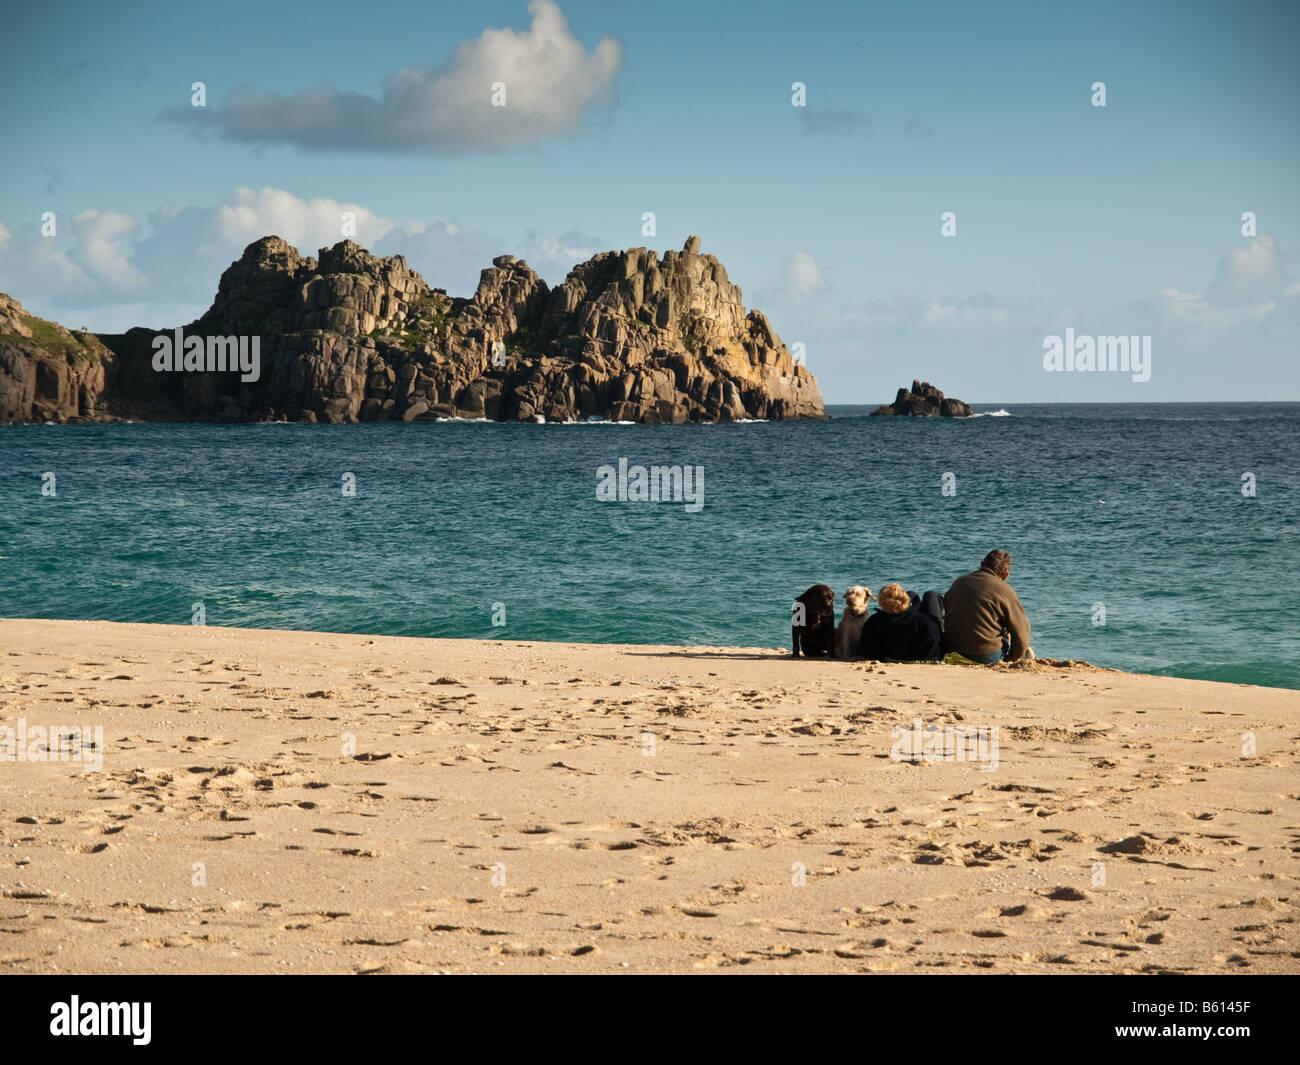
[0,235,826,425]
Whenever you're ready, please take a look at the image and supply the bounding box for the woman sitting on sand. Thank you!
[858,583,943,662]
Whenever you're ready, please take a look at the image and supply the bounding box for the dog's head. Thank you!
[843,585,872,615]
[800,584,834,610]
[796,584,835,625]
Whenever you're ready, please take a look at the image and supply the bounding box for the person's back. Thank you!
[943,550,1030,662]
[858,584,942,661]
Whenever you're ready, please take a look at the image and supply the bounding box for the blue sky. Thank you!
[1,0,1296,401]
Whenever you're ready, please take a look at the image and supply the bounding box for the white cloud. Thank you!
[0,225,94,300]
[1153,286,1276,329]
[377,224,609,294]
[70,210,147,290]
[526,230,602,271]
[0,186,608,328]
[785,251,825,299]
[921,298,1010,330]
[375,219,502,295]
[1204,233,1288,307]
[1140,234,1294,334]
[162,0,622,154]
[214,187,395,252]
[756,250,825,305]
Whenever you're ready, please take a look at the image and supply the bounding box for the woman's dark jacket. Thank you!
[858,601,942,661]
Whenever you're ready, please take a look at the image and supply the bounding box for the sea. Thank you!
[2,402,1297,690]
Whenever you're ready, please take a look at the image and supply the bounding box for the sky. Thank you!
[1,0,1296,402]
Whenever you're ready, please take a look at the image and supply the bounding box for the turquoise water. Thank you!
[2,403,1297,689]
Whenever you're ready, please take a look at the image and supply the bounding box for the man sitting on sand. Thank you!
[943,550,1031,663]
[858,583,943,661]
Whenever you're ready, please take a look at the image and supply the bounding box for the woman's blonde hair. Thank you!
[877,583,910,614]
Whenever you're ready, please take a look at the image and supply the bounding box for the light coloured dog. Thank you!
[834,585,873,659]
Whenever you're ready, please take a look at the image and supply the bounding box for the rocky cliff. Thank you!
[0,235,825,425]
[871,379,972,418]
[0,294,114,423]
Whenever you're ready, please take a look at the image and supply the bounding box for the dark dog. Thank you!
[792,584,835,657]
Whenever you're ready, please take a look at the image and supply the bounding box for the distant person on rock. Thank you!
[858,583,943,662]
[942,550,1031,663]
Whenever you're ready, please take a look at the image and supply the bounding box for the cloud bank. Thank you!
[0,187,607,331]
[162,1,622,154]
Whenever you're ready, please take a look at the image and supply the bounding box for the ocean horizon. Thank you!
[3,400,1296,690]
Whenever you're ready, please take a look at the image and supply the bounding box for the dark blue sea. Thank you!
[2,403,1297,689]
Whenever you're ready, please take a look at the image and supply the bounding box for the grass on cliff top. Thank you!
[2,315,99,362]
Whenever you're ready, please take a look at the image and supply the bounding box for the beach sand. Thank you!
[0,618,1295,974]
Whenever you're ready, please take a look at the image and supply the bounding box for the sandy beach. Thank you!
[0,618,1295,975]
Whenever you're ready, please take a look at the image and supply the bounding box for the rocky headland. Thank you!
[0,235,825,425]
